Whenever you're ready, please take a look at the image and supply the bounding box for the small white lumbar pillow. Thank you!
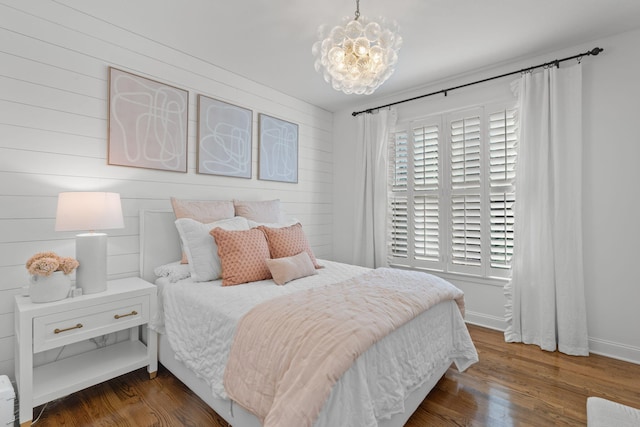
[175,216,250,282]
[153,261,191,283]
[265,251,317,286]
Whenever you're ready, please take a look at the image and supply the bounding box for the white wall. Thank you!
[0,1,334,379]
[334,28,640,363]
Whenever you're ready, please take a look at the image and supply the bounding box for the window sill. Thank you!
[388,263,509,288]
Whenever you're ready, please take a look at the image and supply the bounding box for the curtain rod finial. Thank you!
[590,47,603,56]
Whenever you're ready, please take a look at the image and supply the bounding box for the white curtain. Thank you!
[504,63,589,356]
[352,109,397,268]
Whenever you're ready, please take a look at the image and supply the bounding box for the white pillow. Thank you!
[175,216,250,282]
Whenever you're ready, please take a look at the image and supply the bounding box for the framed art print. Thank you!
[108,67,188,172]
[197,95,252,178]
[258,114,298,183]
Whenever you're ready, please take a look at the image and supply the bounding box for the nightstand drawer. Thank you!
[33,296,149,353]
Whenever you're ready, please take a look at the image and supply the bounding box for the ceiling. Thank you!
[60,0,640,112]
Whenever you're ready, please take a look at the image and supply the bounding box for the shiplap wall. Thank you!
[0,1,334,379]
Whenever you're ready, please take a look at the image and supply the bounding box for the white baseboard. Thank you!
[589,337,640,365]
[464,310,640,365]
[464,310,506,332]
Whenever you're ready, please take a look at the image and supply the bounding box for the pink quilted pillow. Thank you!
[233,199,281,223]
[171,197,234,223]
[258,223,321,269]
[210,228,272,286]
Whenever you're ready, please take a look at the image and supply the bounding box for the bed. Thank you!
[139,208,478,427]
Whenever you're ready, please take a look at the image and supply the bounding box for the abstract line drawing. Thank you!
[197,95,252,178]
[258,114,298,183]
[108,67,188,172]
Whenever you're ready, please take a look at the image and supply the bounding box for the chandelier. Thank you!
[312,0,402,95]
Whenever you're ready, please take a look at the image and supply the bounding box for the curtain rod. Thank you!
[351,47,603,117]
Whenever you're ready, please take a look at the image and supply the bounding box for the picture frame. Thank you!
[108,67,188,172]
[258,114,298,183]
[197,95,252,178]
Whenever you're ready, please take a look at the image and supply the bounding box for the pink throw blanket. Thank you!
[223,267,465,427]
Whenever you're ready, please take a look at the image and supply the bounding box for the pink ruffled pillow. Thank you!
[258,223,321,269]
[210,227,272,286]
[265,252,317,285]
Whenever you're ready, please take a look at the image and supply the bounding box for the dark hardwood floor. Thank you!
[31,325,640,426]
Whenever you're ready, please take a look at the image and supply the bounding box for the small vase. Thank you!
[29,271,72,303]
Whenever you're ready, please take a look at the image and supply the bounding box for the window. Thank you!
[388,103,517,279]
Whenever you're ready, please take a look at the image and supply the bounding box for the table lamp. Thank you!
[55,192,124,294]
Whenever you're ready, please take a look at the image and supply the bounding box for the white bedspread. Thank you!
[159,261,478,426]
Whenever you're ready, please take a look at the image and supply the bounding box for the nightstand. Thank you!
[14,277,158,427]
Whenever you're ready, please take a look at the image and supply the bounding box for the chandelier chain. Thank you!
[354,0,360,20]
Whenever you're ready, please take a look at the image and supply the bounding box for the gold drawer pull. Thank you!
[54,323,83,334]
[114,310,138,319]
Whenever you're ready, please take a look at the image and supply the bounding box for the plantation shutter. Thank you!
[412,124,439,261]
[387,100,517,279]
[450,116,481,190]
[449,113,482,272]
[392,130,408,191]
[389,196,408,258]
[389,130,409,258]
[488,108,517,271]
[413,125,439,191]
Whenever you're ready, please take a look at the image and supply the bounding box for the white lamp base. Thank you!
[75,233,108,294]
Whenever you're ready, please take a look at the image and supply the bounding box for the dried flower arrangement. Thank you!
[26,251,79,277]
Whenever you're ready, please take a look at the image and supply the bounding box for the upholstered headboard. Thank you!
[139,210,181,283]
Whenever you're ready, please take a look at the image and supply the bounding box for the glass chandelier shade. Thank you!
[312,3,402,95]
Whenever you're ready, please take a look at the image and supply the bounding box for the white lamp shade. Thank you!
[55,192,124,231]
[54,192,123,295]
